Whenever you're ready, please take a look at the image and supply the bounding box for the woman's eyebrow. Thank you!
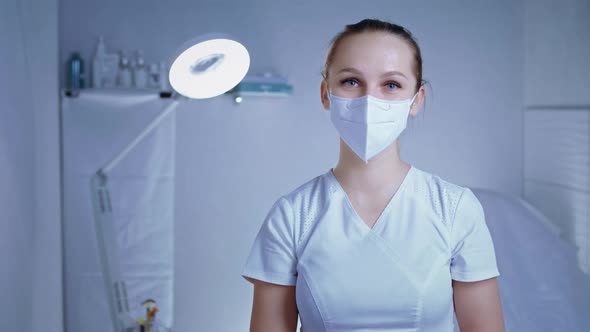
[337,67,363,75]
[336,68,407,79]
[381,71,407,79]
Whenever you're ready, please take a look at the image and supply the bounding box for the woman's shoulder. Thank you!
[268,170,335,247]
[279,169,335,210]
[411,166,470,227]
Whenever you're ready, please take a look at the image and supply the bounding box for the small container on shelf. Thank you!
[133,50,148,89]
[67,52,85,90]
[117,51,133,88]
[158,61,170,92]
[101,52,120,88]
[148,63,160,89]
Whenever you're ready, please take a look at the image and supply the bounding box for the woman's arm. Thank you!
[453,277,505,332]
[246,277,298,332]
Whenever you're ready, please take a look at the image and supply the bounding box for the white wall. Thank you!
[59,0,524,330]
[0,0,61,331]
[0,2,34,330]
[524,0,590,107]
[523,0,590,273]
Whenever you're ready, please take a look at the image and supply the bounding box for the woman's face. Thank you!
[321,31,423,112]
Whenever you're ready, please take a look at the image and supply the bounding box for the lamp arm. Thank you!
[90,174,134,332]
[90,97,181,332]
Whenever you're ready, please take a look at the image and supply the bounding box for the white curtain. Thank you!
[0,0,60,331]
[62,90,175,331]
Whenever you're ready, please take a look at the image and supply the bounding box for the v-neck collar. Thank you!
[327,165,415,233]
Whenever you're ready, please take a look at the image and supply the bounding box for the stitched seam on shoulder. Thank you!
[298,198,332,251]
[298,178,333,248]
[280,196,298,263]
[450,188,468,234]
[449,188,468,258]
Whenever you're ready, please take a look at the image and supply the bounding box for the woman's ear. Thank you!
[409,85,426,117]
[320,79,330,111]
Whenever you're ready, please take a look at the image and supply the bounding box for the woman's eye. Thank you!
[341,79,359,87]
[386,82,400,90]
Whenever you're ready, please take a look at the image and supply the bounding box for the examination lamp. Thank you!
[90,34,249,332]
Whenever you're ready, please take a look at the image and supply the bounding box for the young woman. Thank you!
[242,19,505,332]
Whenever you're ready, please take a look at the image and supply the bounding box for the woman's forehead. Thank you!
[330,32,414,76]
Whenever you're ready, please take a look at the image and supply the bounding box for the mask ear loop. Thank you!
[409,92,419,109]
[324,79,335,107]
[326,89,334,107]
[323,76,336,113]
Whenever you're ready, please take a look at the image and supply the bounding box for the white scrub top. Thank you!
[242,165,500,332]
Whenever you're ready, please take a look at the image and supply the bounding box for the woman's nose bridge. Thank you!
[360,86,369,96]
[365,81,380,97]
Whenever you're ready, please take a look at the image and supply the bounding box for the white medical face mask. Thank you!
[329,92,417,162]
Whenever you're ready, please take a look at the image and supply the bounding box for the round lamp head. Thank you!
[169,35,250,99]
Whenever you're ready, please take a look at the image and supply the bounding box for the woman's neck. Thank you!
[332,139,410,193]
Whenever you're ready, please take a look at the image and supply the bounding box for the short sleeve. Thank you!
[241,197,298,286]
[450,188,500,282]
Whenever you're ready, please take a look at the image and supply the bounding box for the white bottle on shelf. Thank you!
[90,36,120,88]
[159,61,169,91]
[117,51,133,88]
[148,63,160,89]
[132,50,148,89]
[92,36,106,88]
[102,55,119,88]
